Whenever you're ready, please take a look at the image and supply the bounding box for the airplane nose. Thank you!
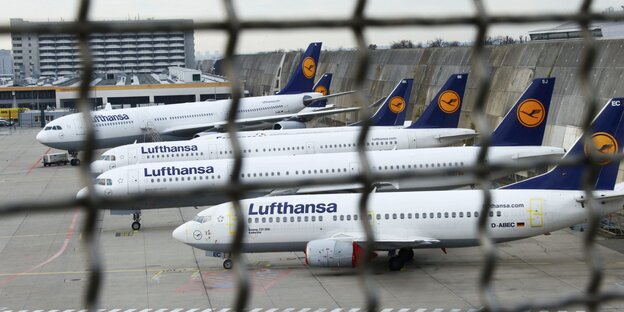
[36,130,46,143]
[90,161,105,174]
[76,187,88,199]
[172,223,188,243]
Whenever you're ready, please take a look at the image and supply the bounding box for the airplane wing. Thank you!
[329,232,439,250]
[159,106,360,137]
[575,189,624,203]
[266,181,399,196]
[435,132,478,144]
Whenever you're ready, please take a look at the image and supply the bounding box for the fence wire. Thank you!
[0,0,623,311]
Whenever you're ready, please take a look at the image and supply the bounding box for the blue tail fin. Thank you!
[502,98,624,191]
[277,42,322,95]
[307,73,332,108]
[490,77,556,146]
[349,78,414,127]
[409,73,468,129]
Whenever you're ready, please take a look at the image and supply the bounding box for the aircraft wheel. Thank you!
[398,248,414,261]
[388,256,404,271]
[223,259,233,270]
[70,158,80,166]
[131,221,141,231]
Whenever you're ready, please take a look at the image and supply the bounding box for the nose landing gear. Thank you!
[69,151,81,166]
[131,212,141,230]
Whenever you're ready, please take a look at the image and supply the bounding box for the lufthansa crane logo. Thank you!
[302,57,316,79]
[585,132,618,165]
[389,96,406,114]
[314,85,328,96]
[438,90,461,114]
[516,99,545,128]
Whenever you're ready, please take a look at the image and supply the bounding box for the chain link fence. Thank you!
[1,0,624,310]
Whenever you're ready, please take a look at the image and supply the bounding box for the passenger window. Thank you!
[297,216,301,222]
[262,217,266,223]
[248,218,252,223]
[497,211,501,217]
[269,217,273,223]
[415,213,419,219]
[474,212,479,217]
[319,216,323,222]
[333,215,337,221]
[354,215,358,221]
[467,212,471,217]
[422,213,426,219]
[255,217,259,223]
[400,213,404,219]
[346,215,351,221]
[407,213,412,219]
[452,212,456,218]
[430,213,434,218]
[489,211,493,217]
[385,213,389,220]
[376,214,381,220]
[444,212,449,218]
[283,217,287,222]
[459,212,464,218]
[290,217,295,222]
[311,216,315,222]
[340,215,344,221]
[437,213,442,218]
[304,216,308,222]
[392,213,397,220]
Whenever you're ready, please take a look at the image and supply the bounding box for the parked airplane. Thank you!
[172,97,624,271]
[90,74,475,174]
[36,42,357,165]
[78,77,562,230]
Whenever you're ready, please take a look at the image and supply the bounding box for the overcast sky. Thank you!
[0,0,623,55]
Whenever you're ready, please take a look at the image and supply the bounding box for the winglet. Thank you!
[277,42,322,95]
[409,73,468,129]
[502,98,624,191]
[307,73,332,108]
[350,78,413,127]
[490,77,556,146]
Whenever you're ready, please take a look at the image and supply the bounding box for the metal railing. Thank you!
[1,0,624,311]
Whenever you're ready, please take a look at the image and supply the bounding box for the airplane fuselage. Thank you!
[82,145,565,210]
[173,190,624,253]
[36,93,320,151]
[90,127,476,173]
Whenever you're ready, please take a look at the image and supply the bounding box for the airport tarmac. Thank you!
[0,127,624,311]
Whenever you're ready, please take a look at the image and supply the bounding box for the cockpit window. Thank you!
[96,178,113,185]
[100,155,111,161]
[55,126,62,130]
[110,155,116,161]
[192,215,206,223]
[44,126,52,130]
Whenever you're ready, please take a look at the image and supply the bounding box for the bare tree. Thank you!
[390,40,415,49]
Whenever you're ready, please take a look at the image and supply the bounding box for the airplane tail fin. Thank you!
[490,77,556,146]
[307,73,332,108]
[502,98,624,191]
[350,78,413,127]
[277,42,322,95]
[409,73,468,129]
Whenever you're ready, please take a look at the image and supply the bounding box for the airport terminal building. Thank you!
[10,18,195,80]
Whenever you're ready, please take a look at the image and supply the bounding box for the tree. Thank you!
[368,44,378,50]
[390,40,415,49]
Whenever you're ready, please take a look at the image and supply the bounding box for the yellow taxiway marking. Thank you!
[0,267,197,277]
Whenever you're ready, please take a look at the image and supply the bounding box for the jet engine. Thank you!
[305,239,361,267]
[272,121,306,130]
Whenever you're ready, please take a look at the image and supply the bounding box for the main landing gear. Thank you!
[223,258,233,270]
[69,151,81,166]
[131,212,141,230]
[387,248,414,271]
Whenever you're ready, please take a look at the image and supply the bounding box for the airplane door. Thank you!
[128,147,138,163]
[208,145,217,159]
[349,162,360,175]
[127,169,139,194]
[528,198,543,227]
[306,142,315,154]
[73,119,85,136]
[408,134,418,149]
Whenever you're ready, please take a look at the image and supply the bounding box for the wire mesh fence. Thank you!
[1,0,624,311]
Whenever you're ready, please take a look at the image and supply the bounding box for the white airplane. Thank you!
[78,77,562,230]
[90,74,475,174]
[172,97,624,271]
[36,42,357,165]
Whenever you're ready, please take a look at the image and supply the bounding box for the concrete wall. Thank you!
[235,39,624,150]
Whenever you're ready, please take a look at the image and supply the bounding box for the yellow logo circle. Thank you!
[302,57,316,79]
[314,85,327,96]
[585,132,618,165]
[389,96,406,114]
[516,99,545,128]
[438,90,461,114]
